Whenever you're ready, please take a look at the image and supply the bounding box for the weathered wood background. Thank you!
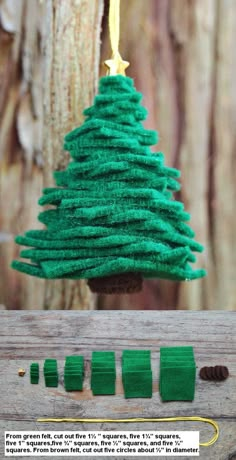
[0,0,236,310]
[0,311,236,460]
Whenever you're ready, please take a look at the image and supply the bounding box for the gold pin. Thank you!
[18,368,26,377]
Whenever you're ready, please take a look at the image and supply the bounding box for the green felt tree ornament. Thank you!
[11,1,206,294]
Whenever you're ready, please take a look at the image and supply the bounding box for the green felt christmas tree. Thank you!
[11,73,206,293]
[11,11,206,295]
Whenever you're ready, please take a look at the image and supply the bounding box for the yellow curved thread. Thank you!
[37,416,219,447]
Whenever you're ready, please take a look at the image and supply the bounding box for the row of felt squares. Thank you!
[30,347,196,400]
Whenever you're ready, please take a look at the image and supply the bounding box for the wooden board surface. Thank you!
[0,310,235,459]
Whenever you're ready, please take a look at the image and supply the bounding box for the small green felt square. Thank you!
[45,377,58,388]
[64,365,83,372]
[122,360,151,371]
[122,350,151,358]
[92,361,115,369]
[91,371,116,381]
[64,375,83,391]
[66,355,84,362]
[44,370,58,377]
[92,351,115,361]
[160,346,194,356]
[91,383,115,395]
[44,359,57,366]
[122,370,152,398]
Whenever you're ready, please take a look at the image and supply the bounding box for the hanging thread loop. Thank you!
[105,0,130,75]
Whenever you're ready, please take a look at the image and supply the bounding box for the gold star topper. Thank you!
[105,53,130,76]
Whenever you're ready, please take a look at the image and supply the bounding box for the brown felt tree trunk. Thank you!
[0,0,104,309]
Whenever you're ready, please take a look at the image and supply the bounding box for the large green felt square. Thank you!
[160,365,196,401]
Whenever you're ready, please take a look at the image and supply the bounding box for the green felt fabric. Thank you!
[30,363,39,384]
[64,355,84,391]
[159,347,196,401]
[43,359,58,388]
[159,366,196,401]
[92,351,115,360]
[122,349,152,398]
[12,75,206,282]
[91,351,116,395]
[122,370,153,398]
[160,346,194,355]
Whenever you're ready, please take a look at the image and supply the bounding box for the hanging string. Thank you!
[37,415,219,447]
[109,0,120,59]
[105,0,129,75]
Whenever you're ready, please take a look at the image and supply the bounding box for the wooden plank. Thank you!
[212,0,236,309]
[0,311,235,459]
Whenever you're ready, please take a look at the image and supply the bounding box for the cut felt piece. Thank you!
[91,351,116,395]
[122,350,151,358]
[91,372,116,395]
[159,347,196,401]
[159,365,196,401]
[92,351,115,361]
[43,359,58,387]
[30,363,39,384]
[160,346,194,357]
[122,349,152,398]
[122,370,153,398]
[64,355,84,391]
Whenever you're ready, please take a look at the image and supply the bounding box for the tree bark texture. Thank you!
[0,0,235,311]
[99,0,236,310]
[0,0,104,310]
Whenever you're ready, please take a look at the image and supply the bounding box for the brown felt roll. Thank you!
[199,365,229,381]
[88,272,143,294]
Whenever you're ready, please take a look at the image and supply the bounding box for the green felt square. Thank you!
[44,359,57,366]
[44,366,57,373]
[122,370,152,398]
[44,377,58,388]
[160,359,195,367]
[91,372,116,381]
[64,364,84,372]
[30,363,39,368]
[122,350,151,358]
[91,383,116,395]
[44,370,58,376]
[65,355,84,362]
[122,361,151,371]
[64,375,83,391]
[91,368,116,376]
[45,381,58,388]
[160,346,194,356]
[160,366,196,401]
[92,361,115,369]
[92,351,115,361]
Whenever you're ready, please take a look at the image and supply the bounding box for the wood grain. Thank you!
[0,0,104,310]
[99,0,236,311]
[0,310,235,459]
